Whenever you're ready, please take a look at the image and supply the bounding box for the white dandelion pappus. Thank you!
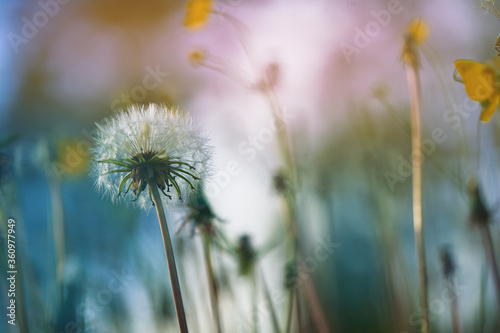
[91,104,211,211]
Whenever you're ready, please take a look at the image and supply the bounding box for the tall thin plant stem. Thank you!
[284,290,294,333]
[295,287,303,333]
[479,225,500,316]
[446,276,462,333]
[260,269,281,333]
[252,271,259,333]
[406,59,429,333]
[264,89,330,333]
[202,233,223,333]
[148,180,189,333]
[49,174,66,283]
[194,21,329,330]
[477,262,487,333]
[46,172,66,328]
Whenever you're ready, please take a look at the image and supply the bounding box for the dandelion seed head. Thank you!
[482,0,500,21]
[91,104,211,212]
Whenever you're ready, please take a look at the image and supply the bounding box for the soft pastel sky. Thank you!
[2,1,500,330]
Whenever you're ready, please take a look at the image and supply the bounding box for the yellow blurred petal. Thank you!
[183,0,213,29]
[480,94,500,122]
[406,18,430,46]
[454,59,496,102]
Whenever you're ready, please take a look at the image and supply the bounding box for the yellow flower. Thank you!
[406,19,430,46]
[401,18,430,66]
[183,0,213,30]
[454,59,500,122]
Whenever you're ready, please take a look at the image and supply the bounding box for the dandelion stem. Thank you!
[252,271,259,333]
[46,172,66,327]
[264,90,294,178]
[479,225,500,315]
[202,233,223,333]
[446,276,462,333]
[260,268,282,333]
[49,174,66,282]
[477,262,487,333]
[406,58,429,333]
[440,247,462,333]
[264,88,330,333]
[148,180,189,333]
[295,287,303,333]
[284,290,294,333]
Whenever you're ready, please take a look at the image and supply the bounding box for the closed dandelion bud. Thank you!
[272,169,289,194]
[236,234,256,277]
[283,261,298,290]
[186,188,217,235]
[256,63,281,91]
[265,63,280,89]
[468,180,490,226]
[91,104,211,212]
[439,246,456,278]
